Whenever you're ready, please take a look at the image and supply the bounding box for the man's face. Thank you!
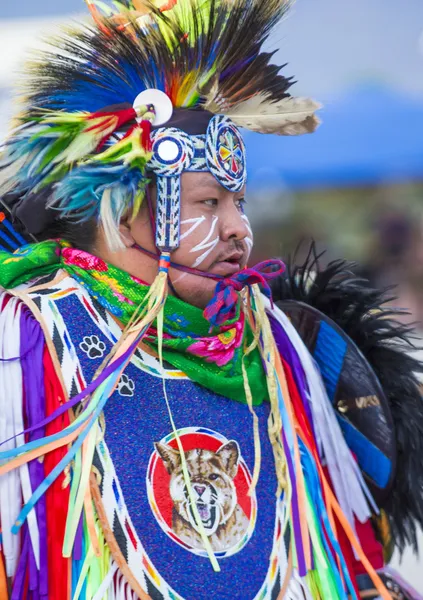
[129,171,253,309]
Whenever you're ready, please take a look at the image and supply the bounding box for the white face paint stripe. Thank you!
[172,272,188,284]
[242,214,253,259]
[186,215,220,268]
[180,216,206,241]
[192,237,220,268]
[241,214,253,237]
[189,215,219,254]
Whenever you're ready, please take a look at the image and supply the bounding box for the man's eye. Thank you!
[236,197,247,210]
[203,198,218,207]
[209,473,219,481]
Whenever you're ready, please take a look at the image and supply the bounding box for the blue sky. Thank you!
[0,0,84,19]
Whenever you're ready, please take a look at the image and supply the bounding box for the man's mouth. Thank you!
[210,251,244,276]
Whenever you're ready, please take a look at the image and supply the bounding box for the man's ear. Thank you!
[119,218,135,248]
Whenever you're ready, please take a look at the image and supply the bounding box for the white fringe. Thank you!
[0,294,40,576]
[91,561,118,600]
[285,570,315,600]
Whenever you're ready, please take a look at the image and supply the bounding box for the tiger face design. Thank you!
[155,440,249,551]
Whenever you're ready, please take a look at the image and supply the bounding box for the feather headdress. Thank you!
[0,0,320,243]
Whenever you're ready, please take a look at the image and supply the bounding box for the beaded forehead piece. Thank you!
[0,0,321,254]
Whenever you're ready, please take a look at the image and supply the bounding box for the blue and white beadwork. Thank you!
[155,176,182,250]
[150,128,194,251]
[206,115,246,192]
[148,117,247,251]
[150,128,194,176]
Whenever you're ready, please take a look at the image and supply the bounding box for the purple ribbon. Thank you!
[268,312,316,441]
[10,308,49,598]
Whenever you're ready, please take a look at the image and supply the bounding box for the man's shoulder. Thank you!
[0,269,85,329]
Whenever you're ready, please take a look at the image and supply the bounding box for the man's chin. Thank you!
[209,261,242,277]
[169,273,218,310]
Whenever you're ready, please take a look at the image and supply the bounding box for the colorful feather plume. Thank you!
[49,123,153,249]
[1,0,319,243]
[0,112,153,243]
[30,108,138,163]
[21,0,303,116]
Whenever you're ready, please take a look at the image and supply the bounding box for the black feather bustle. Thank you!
[271,243,423,554]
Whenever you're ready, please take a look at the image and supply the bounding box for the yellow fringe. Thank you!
[241,295,262,496]
[250,285,287,494]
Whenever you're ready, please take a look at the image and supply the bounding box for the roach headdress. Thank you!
[0,0,320,253]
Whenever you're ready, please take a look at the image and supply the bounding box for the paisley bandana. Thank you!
[0,241,268,405]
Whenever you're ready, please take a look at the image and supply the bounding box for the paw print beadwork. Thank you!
[118,373,135,397]
[79,335,106,359]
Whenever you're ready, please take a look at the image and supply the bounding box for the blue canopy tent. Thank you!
[244,85,423,190]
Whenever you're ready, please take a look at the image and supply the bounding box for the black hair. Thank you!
[3,187,106,252]
[2,194,97,252]
[37,217,99,252]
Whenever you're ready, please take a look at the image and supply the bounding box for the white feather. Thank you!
[0,153,29,196]
[100,188,126,252]
[225,94,322,135]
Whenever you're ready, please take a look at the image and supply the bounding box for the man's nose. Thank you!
[220,204,249,242]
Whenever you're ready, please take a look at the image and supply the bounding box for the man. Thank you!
[0,1,422,598]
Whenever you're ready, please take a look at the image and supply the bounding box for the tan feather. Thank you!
[224,94,322,135]
[203,77,221,113]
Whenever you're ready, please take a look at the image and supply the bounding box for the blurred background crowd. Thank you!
[1,0,423,590]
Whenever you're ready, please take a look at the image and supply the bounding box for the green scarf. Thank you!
[0,241,268,405]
